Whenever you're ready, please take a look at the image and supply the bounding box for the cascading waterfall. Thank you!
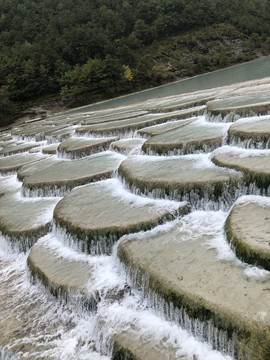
[115,259,235,356]
[52,222,119,255]
[117,172,268,211]
[228,136,270,149]
[204,112,240,124]
[22,184,72,198]
[1,72,270,359]
[142,143,222,156]
[0,227,234,360]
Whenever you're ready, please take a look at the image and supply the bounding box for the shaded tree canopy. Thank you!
[1,0,270,125]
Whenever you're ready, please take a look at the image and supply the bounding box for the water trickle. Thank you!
[205,111,241,123]
[52,221,119,255]
[3,69,270,359]
[22,184,70,198]
[117,171,263,211]
[228,135,270,149]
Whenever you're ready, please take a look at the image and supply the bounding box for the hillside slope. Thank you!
[1,0,270,125]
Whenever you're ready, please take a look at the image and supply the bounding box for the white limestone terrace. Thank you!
[225,195,270,270]
[80,110,148,125]
[211,146,270,194]
[57,136,118,159]
[0,141,41,157]
[206,91,270,120]
[75,110,201,138]
[141,116,230,155]
[0,236,232,360]
[53,178,187,255]
[1,69,270,359]
[27,233,98,302]
[118,153,243,210]
[22,151,125,197]
[0,190,60,252]
[145,91,214,112]
[0,153,47,175]
[0,139,16,149]
[0,133,12,142]
[17,156,61,181]
[46,125,78,143]
[137,117,196,137]
[42,143,60,154]
[10,122,67,142]
[117,210,270,354]
[110,138,146,155]
[227,114,270,148]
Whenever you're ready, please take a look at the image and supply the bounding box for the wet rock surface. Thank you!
[110,138,145,155]
[225,196,270,269]
[137,117,196,137]
[46,125,77,143]
[80,110,148,125]
[17,157,60,181]
[212,148,270,191]
[207,91,270,119]
[228,115,270,148]
[42,143,60,154]
[75,110,195,137]
[0,191,59,251]
[57,136,118,158]
[10,123,66,141]
[1,63,270,359]
[142,118,227,155]
[0,175,21,196]
[0,153,47,174]
[0,142,39,156]
[118,155,242,208]
[22,152,124,196]
[28,236,94,295]
[54,179,185,254]
[117,215,270,340]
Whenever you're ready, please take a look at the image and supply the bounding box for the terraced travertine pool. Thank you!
[1,62,270,360]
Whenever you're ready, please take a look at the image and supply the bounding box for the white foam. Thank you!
[42,141,61,148]
[98,292,233,360]
[37,233,126,293]
[35,202,61,224]
[84,150,126,162]
[177,210,270,281]
[0,175,22,191]
[0,233,20,256]
[176,210,237,262]
[212,145,270,157]
[90,255,126,294]
[120,210,270,282]
[234,114,270,124]
[65,135,117,141]
[0,250,111,360]
[95,178,184,213]
[194,115,232,129]
[243,266,270,282]
[119,219,179,244]
[12,189,61,203]
[235,194,270,207]
[38,233,97,264]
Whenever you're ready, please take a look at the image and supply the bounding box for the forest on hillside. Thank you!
[1,0,270,125]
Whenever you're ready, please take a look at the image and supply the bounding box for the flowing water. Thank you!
[1,60,270,359]
[65,56,270,114]
[0,222,233,360]
[0,169,239,359]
